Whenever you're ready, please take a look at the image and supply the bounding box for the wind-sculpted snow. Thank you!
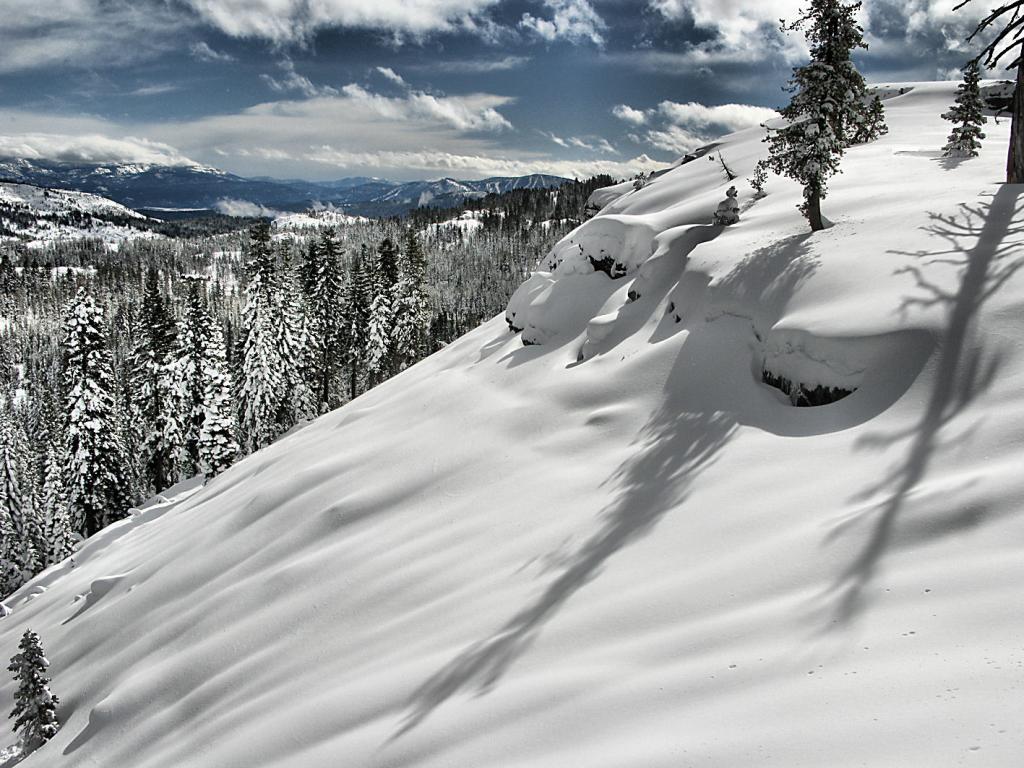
[3,81,1024,767]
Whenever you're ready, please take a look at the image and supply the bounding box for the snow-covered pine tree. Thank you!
[345,247,373,400]
[0,418,27,598]
[7,629,59,751]
[173,279,214,477]
[238,223,286,453]
[196,314,238,479]
[390,230,432,372]
[40,445,73,564]
[366,288,393,387]
[764,0,876,230]
[274,249,315,433]
[131,267,180,494]
[62,288,132,537]
[301,231,345,412]
[943,60,987,157]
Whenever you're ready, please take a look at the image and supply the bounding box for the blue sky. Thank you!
[0,0,992,181]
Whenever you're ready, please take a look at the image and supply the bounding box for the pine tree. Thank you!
[943,60,988,157]
[131,268,180,494]
[40,446,73,564]
[763,0,880,231]
[851,94,888,144]
[955,0,1024,181]
[390,230,432,372]
[345,246,373,400]
[196,314,238,478]
[238,223,285,453]
[274,250,315,432]
[8,629,59,751]
[365,293,393,387]
[62,288,132,537]
[301,231,345,412]
[173,279,214,476]
[0,417,36,593]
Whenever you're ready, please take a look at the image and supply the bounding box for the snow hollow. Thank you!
[2,80,1024,767]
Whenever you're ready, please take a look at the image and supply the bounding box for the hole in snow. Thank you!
[761,368,856,407]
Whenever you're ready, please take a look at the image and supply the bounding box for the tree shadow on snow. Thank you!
[394,406,737,738]
[824,186,1024,625]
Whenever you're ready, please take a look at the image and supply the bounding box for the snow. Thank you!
[423,210,488,238]
[272,209,369,231]
[0,182,157,249]
[3,80,1024,767]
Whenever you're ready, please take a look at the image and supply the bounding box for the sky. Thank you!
[0,0,996,182]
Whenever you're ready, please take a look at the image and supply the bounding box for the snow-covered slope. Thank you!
[0,182,157,249]
[271,209,370,231]
[4,81,1024,767]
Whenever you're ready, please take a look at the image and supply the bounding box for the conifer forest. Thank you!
[0,177,610,599]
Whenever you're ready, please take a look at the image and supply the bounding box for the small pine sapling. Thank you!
[851,95,888,144]
[943,60,988,157]
[8,629,59,751]
[749,161,769,198]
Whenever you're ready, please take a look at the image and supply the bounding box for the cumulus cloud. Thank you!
[183,0,502,43]
[612,104,647,126]
[520,0,606,45]
[0,132,198,166]
[656,101,778,132]
[613,99,776,156]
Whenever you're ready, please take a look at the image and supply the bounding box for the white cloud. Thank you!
[0,0,187,74]
[545,133,616,153]
[375,67,408,87]
[520,0,606,45]
[421,56,531,73]
[261,59,340,98]
[307,145,657,179]
[0,133,197,166]
[612,104,647,126]
[183,0,502,43]
[129,84,181,97]
[189,41,235,62]
[656,101,777,132]
[213,199,285,217]
[339,83,513,132]
[613,99,776,156]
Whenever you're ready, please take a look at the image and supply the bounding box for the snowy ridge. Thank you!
[2,81,1024,767]
[0,182,157,249]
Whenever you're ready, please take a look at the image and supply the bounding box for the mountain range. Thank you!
[0,157,569,218]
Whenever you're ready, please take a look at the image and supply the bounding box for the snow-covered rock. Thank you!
[3,81,1024,768]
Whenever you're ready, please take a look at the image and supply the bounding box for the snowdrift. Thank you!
[3,81,1024,767]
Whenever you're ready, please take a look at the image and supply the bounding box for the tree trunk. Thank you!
[1008,54,1024,184]
[807,184,824,231]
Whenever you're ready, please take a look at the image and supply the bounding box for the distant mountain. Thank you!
[0,157,569,218]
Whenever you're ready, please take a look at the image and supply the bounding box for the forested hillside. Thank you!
[0,176,610,599]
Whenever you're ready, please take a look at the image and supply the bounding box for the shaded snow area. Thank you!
[0,183,157,249]
[3,81,1024,766]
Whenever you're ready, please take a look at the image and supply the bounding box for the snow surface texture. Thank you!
[3,81,1024,766]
